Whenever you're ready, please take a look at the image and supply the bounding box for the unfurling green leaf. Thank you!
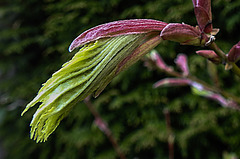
[21,33,161,142]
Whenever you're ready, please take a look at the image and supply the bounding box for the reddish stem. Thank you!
[163,108,174,159]
[84,96,126,159]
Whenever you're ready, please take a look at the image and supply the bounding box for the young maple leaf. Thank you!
[21,19,167,142]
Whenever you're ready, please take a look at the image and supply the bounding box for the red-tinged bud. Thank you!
[193,0,212,21]
[196,50,221,64]
[227,41,240,63]
[194,7,212,33]
[153,78,192,88]
[148,50,173,72]
[69,19,168,52]
[174,54,189,76]
[160,23,207,46]
[192,0,212,33]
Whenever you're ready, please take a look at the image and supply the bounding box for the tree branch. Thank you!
[208,42,240,77]
[163,108,174,159]
[84,96,126,159]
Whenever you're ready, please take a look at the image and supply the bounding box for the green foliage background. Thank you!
[0,0,240,158]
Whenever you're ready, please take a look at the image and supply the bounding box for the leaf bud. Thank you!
[196,50,221,64]
[160,23,207,46]
[227,41,240,63]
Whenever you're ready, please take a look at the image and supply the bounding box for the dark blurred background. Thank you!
[0,0,240,158]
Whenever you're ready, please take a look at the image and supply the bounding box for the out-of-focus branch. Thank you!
[231,63,240,77]
[145,51,240,110]
[163,108,174,159]
[84,96,126,159]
